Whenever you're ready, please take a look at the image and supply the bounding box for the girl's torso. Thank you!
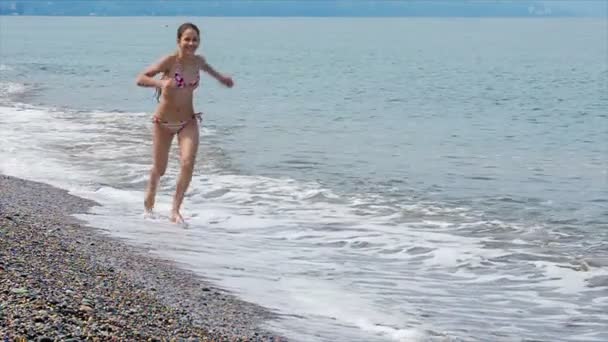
[155,56,201,122]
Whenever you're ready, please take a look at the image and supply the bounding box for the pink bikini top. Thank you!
[173,61,200,89]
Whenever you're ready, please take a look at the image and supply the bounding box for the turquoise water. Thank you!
[1,16,607,342]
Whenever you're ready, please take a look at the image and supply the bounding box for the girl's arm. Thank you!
[198,55,234,87]
[136,55,172,88]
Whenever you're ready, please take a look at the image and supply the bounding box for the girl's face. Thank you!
[178,28,200,56]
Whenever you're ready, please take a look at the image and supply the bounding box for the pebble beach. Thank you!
[0,174,284,341]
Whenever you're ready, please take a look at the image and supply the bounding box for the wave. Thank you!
[0,81,28,98]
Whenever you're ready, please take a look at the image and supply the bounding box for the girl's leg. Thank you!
[144,123,174,213]
[171,119,200,223]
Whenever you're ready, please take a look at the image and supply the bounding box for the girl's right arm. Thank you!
[136,55,172,88]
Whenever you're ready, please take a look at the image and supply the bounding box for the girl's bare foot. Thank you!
[170,210,184,224]
[144,192,155,213]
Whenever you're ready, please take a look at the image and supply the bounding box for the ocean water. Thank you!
[1,16,607,342]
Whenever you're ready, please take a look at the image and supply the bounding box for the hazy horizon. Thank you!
[1,0,606,17]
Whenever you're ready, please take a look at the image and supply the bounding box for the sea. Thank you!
[0,16,607,342]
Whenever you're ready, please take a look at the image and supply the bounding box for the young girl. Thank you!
[136,22,234,224]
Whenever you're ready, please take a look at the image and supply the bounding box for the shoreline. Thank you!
[0,174,285,341]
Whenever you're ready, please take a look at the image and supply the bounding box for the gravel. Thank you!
[0,174,286,341]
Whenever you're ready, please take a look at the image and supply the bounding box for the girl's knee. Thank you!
[151,164,167,177]
[180,157,196,171]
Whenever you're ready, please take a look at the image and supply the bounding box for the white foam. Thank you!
[532,260,608,294]
[0,82,27,98]
[264,278,426,342]
[356,320,425,342]
[421,220,454,228]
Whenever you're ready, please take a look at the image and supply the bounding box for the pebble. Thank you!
[1,175,284,341]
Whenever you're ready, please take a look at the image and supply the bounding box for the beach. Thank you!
[0,174,282,341]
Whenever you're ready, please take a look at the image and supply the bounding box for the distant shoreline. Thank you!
[2,0,605,18]
[1,14,605,18]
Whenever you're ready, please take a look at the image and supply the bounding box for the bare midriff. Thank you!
[155,88,197,122]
